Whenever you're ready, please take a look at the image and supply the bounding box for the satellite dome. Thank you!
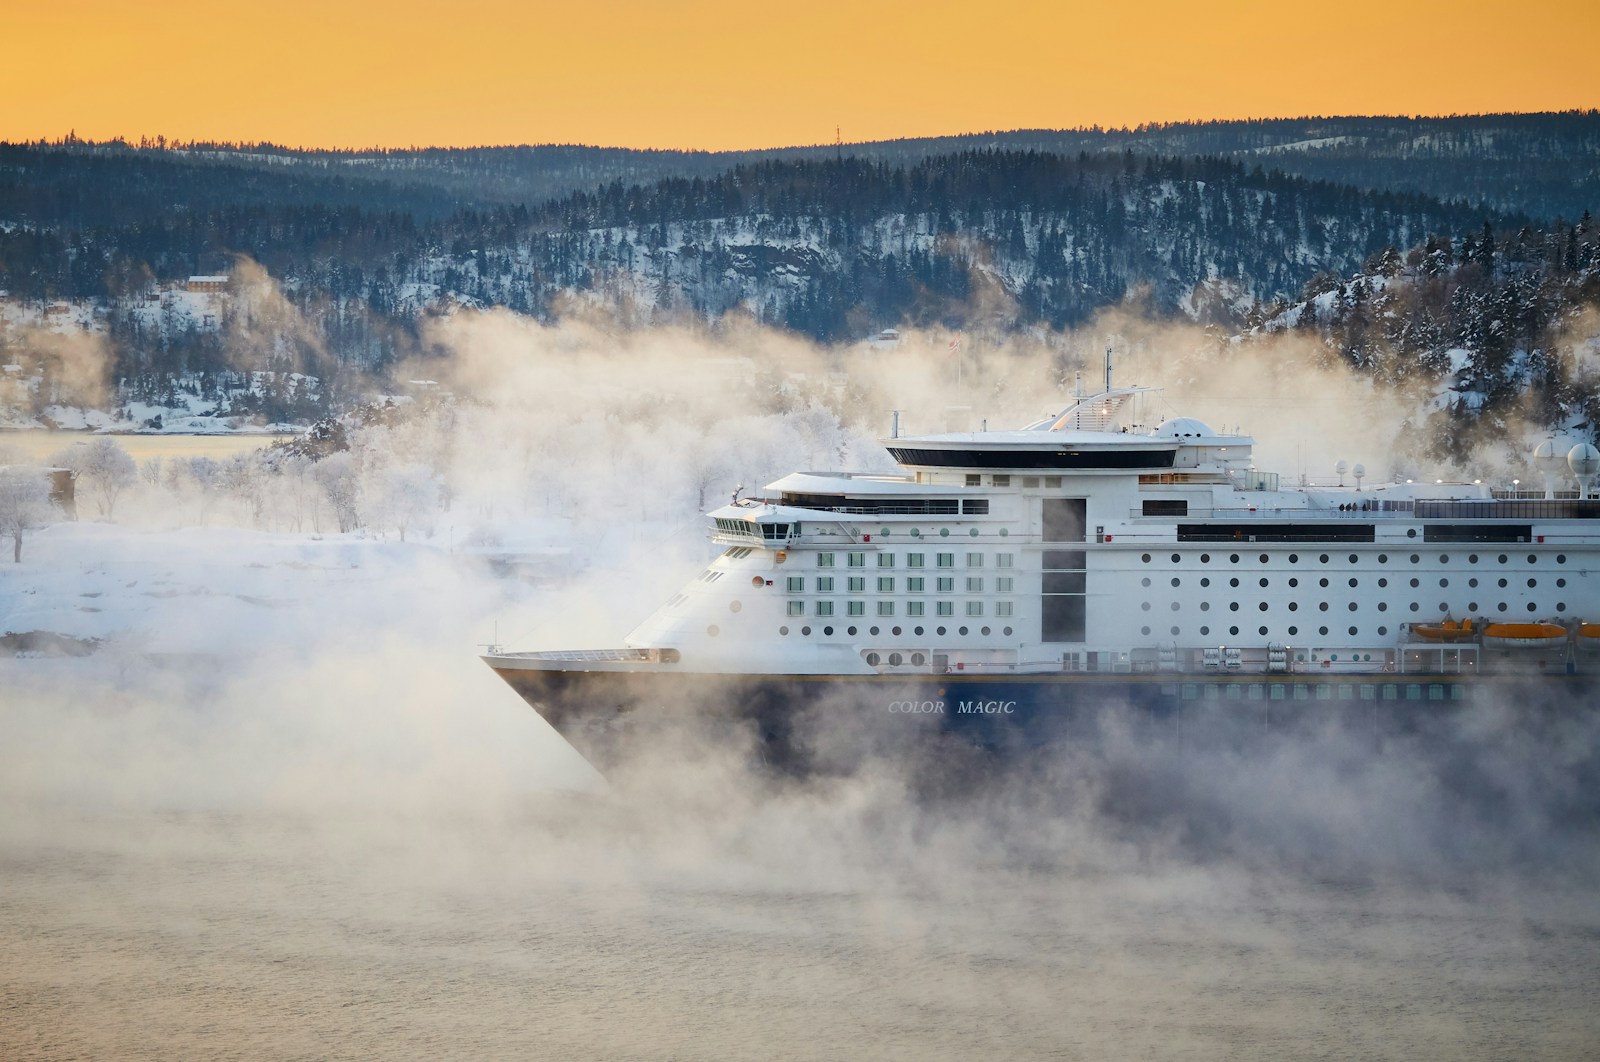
[1533,438,1567,473]
[1154,417,1216,439]
[1568,443,1600,478]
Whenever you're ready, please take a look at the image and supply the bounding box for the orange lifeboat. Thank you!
[1576,622,1600,650]
[1410,618,1475,642]
[1480,622,1569,649]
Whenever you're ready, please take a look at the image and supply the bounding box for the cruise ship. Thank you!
[485,367,1600,772]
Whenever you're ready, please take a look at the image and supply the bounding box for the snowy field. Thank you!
[0,522,607,798]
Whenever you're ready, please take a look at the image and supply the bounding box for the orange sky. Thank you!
[5,0,1596,151]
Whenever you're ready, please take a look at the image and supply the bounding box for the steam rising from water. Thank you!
[5,309,1600,1058]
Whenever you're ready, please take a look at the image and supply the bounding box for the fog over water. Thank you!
[4,310,1600,1059]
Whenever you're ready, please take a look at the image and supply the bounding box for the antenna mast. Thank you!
[1104,345,1113,393]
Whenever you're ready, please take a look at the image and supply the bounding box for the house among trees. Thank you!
[867,328,902,350]
[186,275,230,293]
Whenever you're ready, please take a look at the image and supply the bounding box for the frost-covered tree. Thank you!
[312,451,362,533]
[186,456,221,525]
[220,452,267,526]
[370,461,440,542]
[49,437,137,519]
[0,468,52,562]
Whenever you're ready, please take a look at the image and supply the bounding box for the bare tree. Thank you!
[0,468,52,562]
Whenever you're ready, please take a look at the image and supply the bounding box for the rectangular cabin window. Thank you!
[996,577,1014,593]
[786,576,804,593]
[878,577,895,593]
[848,577,865,593]
[961,499,990,515]
[1422,523,1535,543]
[1022,477,1040,488]
[966,552,984,567]
[787,601,805,616]
[996,601,1014,617]
[878,601,895,617]
[937,601,954,617]
[936,553,955,568]
[877,553,895,568]
[966,577,984,593]
[1043,550,1087,569]
[847,601,865,617]
[937,577,954,593]
[967,601,984,617]
[815,577,834,593]
[1143,499,1189,516]
[907,577,925,593]
[996,553,1014,568]
[907,553,925,568]
[993,475,1011,486]
[907,601,926,617]
[1045,477,1062,488]
[966,474,981,486]
[1176,523,1375,542]
[817,553,835,568]
[1040,548,1087,642]
[1042,498,1087,542]
[847,552,866,567]
[816,601,834,617]
[1041,596,1085,641]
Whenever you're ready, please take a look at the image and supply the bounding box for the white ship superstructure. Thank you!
[486,376,1600,769]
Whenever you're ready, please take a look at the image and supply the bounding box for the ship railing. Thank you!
[1128,505,1404,520]
[496,648,660,663]
[1396,644,1480,675]
[938,660,1135,675]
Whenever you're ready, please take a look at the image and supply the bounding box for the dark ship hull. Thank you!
[487,659,1596,775]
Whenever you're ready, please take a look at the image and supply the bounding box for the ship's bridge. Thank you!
[885,387,1254,474]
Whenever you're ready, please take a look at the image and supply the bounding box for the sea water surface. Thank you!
[4,726,1599,1060]
[1,429,295,464]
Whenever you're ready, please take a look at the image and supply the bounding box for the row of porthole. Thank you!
[1141,625,1390,638]
[1144,600,1565,614]
[866,651,925,666]
[1140,552,1567,566]
[1141,575,1566,590]
[887,528,1011,538]
[775,624,1017,638]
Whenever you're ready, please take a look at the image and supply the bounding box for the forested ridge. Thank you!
[1,114,1598,442]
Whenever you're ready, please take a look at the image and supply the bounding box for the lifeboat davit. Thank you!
[1410,618,1476,642]
[1480,622,1569,649]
